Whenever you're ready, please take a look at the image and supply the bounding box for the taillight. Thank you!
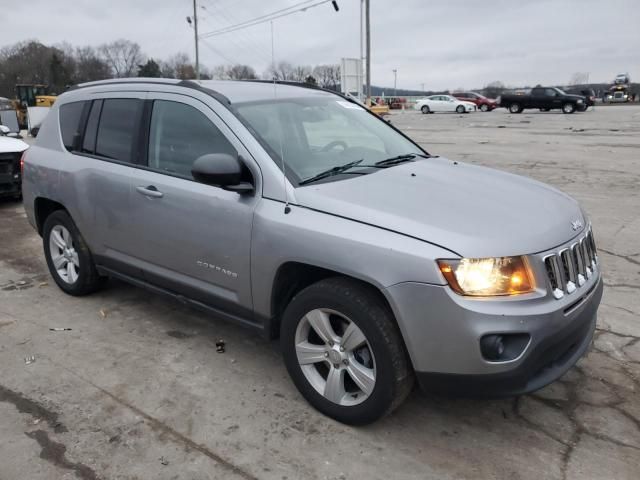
[20,151,26,174]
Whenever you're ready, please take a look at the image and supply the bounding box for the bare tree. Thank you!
[292,65,312,82]
[160,53,195,79]
[99,39,144,78]
[264,61,296,81]
[225,64,258,80]
[312,64,340,89]
[569,72,589,85]
[482,80,506,99]
[74,46,110,83]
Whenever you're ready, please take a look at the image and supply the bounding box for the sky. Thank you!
[1,0,638,91]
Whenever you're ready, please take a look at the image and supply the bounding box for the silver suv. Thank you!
[23,79,602,424]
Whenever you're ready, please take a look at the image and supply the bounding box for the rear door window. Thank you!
[59,101,88,151]
[94,99,142,162]
[81,100,102,154]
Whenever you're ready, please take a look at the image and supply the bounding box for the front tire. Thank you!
[43,210,104,296]
[281,278,413,425]
[480,104,489,112]
[456,105,465,114]
[562,103,576,114]
[420,105,430,114]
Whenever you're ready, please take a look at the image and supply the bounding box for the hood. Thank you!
[294,158,585,258]
[0,136,28,154]
[564,94,585,101]
[460,101,476,107]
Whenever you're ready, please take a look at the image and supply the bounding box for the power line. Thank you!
[199,0,273,67]
[199,0,332,39]
[200,0,318,38]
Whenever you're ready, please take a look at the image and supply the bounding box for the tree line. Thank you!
[0,39,341,99]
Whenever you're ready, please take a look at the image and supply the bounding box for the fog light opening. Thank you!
[480,335,505,361]
[480,333,531,362]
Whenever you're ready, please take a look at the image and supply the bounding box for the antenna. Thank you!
[271,20,291,214]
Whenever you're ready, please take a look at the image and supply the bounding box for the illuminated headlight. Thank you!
[437,256,535,296]
[577,99,584,103]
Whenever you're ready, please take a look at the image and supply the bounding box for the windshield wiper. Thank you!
[299,159,366,185]
[375,153,421,166]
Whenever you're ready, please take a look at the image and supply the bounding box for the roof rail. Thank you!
[65,78,232,108]
[245,79,358,104]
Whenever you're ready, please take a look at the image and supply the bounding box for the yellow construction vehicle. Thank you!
[13,84,57,129]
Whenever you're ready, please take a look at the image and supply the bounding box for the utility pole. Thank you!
[393,69,397,97]
[359,0,364,101]
[365,0,371,104]
[193,0,200,80]
[421,83,425,93]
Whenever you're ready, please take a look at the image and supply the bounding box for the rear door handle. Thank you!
[136,185,164,198]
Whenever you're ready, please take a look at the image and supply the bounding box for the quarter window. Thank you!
[94,99,142,162]
[59,101,87,151]
[148,100,236,179]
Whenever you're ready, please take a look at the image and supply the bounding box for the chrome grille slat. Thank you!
[545,228,597,299]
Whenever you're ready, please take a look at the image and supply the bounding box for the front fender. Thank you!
[251,198,454,318]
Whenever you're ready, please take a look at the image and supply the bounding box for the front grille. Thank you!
[543,228,598,300]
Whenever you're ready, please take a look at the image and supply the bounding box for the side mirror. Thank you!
[191,153,254,194]
[0,125,10,135]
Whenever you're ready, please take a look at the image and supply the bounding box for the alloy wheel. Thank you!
[49,225,80,284]
[295,308,376,406]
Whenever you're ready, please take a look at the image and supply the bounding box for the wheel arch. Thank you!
[269,261,395,340]
[34,197,68,236]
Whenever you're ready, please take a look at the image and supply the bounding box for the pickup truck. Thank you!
[498,87,586,114]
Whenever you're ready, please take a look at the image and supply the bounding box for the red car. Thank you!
[453,92,497,112]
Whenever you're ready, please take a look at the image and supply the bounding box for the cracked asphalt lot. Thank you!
[1,106,639,479]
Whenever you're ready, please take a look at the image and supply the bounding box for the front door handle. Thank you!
[136,185,164,198]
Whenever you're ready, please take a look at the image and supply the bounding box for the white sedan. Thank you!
[415,95,476,114]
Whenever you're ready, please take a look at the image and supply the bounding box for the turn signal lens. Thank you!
[437,256,534,296]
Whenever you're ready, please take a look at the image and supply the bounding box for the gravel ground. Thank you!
[1,105,639,480]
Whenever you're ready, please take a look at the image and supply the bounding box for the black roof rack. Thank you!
[66,78,232,108]
[245,79,361,105]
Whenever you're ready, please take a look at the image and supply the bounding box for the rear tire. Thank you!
[562,103,576,114]
[420,105,430,114]
[43,210,104,296]
[509,103,523,114]
[480,104,489,112]
[280,277,414,425]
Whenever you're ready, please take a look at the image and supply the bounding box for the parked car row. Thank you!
[414,92,499,114]
[413,86,596,115]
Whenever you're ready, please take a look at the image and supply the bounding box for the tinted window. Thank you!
[59,101,87,151]
[95,99,142,162]
[81,100,102,154]
[148,100,236,178]
[545,89,557,97]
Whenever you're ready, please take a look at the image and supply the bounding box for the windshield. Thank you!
[234,97,424,185]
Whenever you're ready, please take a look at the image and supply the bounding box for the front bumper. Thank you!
[385,271,602,397]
